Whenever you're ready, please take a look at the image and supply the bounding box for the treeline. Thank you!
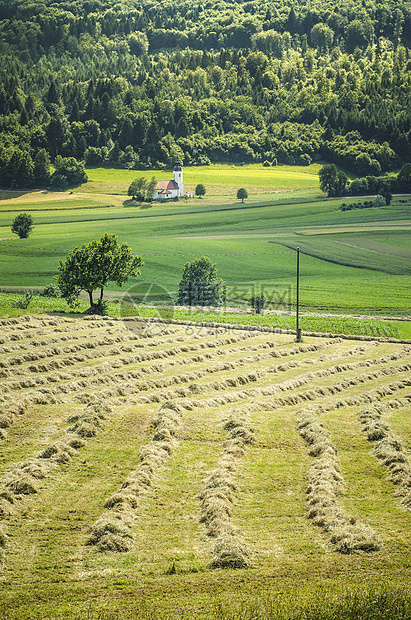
[0,0,411,187]
[1,0,410,56]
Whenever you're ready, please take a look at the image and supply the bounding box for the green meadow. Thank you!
[77,163,323,196]
[0,165,410,318]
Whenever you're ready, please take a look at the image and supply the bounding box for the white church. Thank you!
[153,160,185,200]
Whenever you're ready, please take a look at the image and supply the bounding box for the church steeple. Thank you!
[173,160,184,197]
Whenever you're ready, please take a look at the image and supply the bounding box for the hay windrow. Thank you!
[198,411,255,568]
[0,316,409,573]
[86,517,134,553]
[297,407,382,554]
[358,404,411,510]
[0,399,109,566]
[87,400,183,553]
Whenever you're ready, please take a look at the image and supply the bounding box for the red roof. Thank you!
[156,180,178,190]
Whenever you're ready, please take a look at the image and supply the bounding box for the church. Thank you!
[153,160,184,200]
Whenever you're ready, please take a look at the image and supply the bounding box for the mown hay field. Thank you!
[0,314,410,619]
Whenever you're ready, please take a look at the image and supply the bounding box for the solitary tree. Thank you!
[12,213,34,238]
[128,177,147,201]
[237,188,248,202]
[177,256,226,307]
[195,183,206,198]
[56,233,143,312]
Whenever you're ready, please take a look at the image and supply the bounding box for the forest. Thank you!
[0,0,411,188]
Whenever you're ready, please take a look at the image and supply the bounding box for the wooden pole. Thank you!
[296,247,301,342]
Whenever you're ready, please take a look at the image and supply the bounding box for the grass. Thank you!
[0,163,409,316]
[78,163,322,196]
[0,315,410,618]
[0,292,409,338]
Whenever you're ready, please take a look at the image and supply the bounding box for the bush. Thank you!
[14,292,33,309]
[250,294,265,314]
[42,283,61,297]
[372,194,386,207]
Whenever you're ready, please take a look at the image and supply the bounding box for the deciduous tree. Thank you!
[177,256,226,307]
[128,177,147,200]
[195,183,206,198]
[56,233,143,312]
[12,213,34,238]
[237,187,248,202]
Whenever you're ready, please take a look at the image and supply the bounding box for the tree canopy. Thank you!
[177,256,226,307]
[237,188,248,202]
[11,213,34,238]
[0,0,411,188]
[56,233,143,311]
[195,183,206,198]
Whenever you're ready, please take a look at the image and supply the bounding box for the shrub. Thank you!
[250,294,266,314]
[42,283,61,298]
[13,292,33,309]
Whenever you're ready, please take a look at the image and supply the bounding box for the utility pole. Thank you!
[296,247,301,342]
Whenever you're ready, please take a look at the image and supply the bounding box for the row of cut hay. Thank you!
[0,400,28,439]
[87,400,183,553]
[0,333,132,368]
[296,406,381,554]
[136,356,411,410]
[0,316,185,363]
[0,331,275,405]
[357,403,411,510]
[18,359,409,417]
[0,321,338,386]
[0,330,258,394]
[161,368,411,440]
[0,336,345,394]
[0,400,110,568]
[199,412,255,569]
[0,315,104,345]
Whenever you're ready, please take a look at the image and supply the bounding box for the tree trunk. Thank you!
[100,288,104,300]
[88,290,93,306]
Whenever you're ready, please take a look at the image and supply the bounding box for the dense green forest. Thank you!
[0,0,411,188]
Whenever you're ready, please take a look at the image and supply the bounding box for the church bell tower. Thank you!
[173,160,184,197]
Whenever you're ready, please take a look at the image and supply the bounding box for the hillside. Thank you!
[1,182,410,317]
[0,0,411,188]
[0,313,410,618]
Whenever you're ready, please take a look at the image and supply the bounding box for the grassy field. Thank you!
[0,314,410,619]
[77,163,323,197]
[0,165,410,316]
[1,292,410,339]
